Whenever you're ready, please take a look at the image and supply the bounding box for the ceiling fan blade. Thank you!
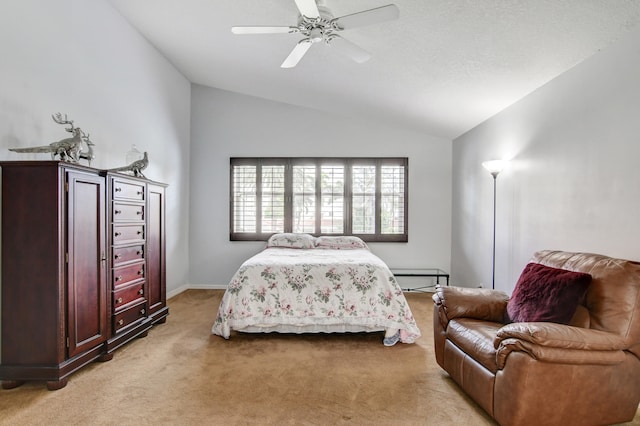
[294,0,320,19]
[281,40,313,68]
[334,4,399,30]
[329,35,371,64]
[231,26,295,35]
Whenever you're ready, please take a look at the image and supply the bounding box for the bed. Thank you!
[211,233,421,345]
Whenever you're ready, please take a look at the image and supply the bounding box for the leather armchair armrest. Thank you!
[495,322,627,351]
[494,323,628,369]
[432,286,509,324]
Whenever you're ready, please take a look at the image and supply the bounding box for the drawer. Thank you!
[113,301,147,332]
[113,224,144,244]
[112,179,145,201]
[113,262,145,288]
[113,282,145,313]
[113,202,144,221]
[113,245,144,266]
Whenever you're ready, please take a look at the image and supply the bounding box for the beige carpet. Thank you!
[1,290,638,425]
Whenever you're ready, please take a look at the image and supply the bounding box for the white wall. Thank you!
[189,85,452,286]
[451,28,640,293]
[0,0,191,294]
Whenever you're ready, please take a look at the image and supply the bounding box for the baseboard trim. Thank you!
[167,284,228,299]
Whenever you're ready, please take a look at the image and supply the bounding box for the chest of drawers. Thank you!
[106,174,168,352]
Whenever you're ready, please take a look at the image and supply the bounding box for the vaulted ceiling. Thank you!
[109,0,640,139]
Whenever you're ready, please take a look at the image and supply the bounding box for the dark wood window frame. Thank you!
[230,157,408,242]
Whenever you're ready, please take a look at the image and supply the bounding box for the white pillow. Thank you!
[266,233,316,249]
[315,236,369,250]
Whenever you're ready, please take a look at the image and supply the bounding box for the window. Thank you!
[230,157,408,242]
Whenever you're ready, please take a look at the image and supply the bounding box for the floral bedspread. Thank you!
[211,247,421,344]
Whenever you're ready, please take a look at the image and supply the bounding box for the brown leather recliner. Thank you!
[433,250,640,426]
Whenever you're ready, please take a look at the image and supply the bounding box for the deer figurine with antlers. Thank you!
[9,113,95,164]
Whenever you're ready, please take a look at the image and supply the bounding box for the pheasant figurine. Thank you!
[9,113,90,163]
[109,151,149,178]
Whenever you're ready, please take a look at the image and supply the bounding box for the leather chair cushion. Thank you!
[531,250,640,341]
[446,318,503,373]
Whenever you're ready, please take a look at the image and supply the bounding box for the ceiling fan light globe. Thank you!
[310,28,323,43]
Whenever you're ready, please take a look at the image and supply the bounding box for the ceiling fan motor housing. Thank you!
[297,6,339,43]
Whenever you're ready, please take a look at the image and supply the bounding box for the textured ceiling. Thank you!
[109,0,640,139]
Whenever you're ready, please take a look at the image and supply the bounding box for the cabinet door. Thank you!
[66,170,108,357]
[146,183,166,317]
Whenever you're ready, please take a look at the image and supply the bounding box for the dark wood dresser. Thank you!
[0,161,168,390]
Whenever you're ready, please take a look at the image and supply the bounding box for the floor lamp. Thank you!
[482,160,508,289]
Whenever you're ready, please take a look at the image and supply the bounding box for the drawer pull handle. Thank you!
[114,254,121,259]
[136,211,143,215]
[138,289,144,295]
[136,250,142,255]
[137,270,143,275]
[115,232,122,237]
[116,297,123,304]
[117,319,124,326]
[136,231,142,235]
[115,188,122,192]
[115,210,122,214]
[140,309,146,315]
[137,191,143,195]
[115,276,123,282]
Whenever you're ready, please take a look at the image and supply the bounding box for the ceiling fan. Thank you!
[231,0,399,68]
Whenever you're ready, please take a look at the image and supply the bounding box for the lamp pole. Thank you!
[482,160,507,290]
[490,171,498,289]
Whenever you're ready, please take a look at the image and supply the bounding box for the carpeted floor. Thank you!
[1,290,638,425]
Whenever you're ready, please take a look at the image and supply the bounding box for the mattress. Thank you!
[211,245,421,345]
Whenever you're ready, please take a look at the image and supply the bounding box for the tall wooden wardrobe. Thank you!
[0,161,168,390]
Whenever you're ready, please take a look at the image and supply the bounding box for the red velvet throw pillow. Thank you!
[506,262,592,324]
